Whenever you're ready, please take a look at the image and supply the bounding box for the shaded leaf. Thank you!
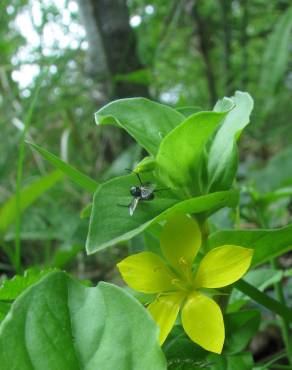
[0,171,63,235]
[224,310,260,354]
[0,271,166,370]
[259,7,292,113]
[86,173,238,254]
[208,224,292,267]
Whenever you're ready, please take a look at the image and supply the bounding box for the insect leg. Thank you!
[125,168,143,186]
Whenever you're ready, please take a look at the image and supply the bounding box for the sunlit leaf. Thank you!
[95,98,184,156]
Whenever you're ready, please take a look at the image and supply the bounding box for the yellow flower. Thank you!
[117,214,253,354]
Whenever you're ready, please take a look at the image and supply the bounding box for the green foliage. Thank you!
[207,92,253,192]
[0,268,56,301]
[224,310,260,354]
[156,111,228,195]
[0,171,63,236]
[95,98,184,155]
[208,224,292,267]
[258,7,292,115]
[28,142,98,192]
[1,0,292,366]
[86,171,238,253]
[0,271,166,370]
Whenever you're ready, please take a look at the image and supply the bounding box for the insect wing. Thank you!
[129,197,140,216]
[140,185,155,199]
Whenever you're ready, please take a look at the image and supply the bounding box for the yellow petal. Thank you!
[160,213,201,272]
[117,252,176,293]
[148,292,186,344]
[182,291,224,354]
[194,245,253,289]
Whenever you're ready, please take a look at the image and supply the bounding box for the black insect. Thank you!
[127,170,156,216]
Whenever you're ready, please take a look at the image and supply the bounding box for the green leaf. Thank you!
[0,271,166,370]
[0,170,63,235]
[101,143,142,181]
[235,280,292,323]
[207,352,254,370]
[86,173,238,253]
[250,146,292,192]
[259,7,292,110]
[207,91,254,192]
[176,106,203,117]
[95,98,184,156]
[0,268,56,301]
[0,302,11,322]
[208,223,292,267]
[224,310,260,354]
[156,111,228,195]
[28,142,98,192]
[228,268,285,312]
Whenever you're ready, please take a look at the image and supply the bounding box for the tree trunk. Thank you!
[77,0,148,99]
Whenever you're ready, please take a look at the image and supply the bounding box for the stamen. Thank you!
[171,279,187,291]
[178,257,193,284]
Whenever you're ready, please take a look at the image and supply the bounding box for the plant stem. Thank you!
[235,279,292,323]
[15,74,44,274]
[255,205,292,366]
[271,259,292,366]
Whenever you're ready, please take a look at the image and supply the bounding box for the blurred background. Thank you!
[0,0,291,300]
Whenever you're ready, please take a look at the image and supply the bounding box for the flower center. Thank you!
[169,257,195,292]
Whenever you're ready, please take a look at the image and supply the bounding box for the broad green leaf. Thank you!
[28,142,98,192]
[258,7,292,112]
[208,223,292,267]
[207,91,254,192]
[0,271,166,370]
[86,174,238,253]
[0,268,56,301]
[224,310,260,354]
[156,111,228,195]
[0,170,63,235]
[95,98,184,156]
[0,302,10,322]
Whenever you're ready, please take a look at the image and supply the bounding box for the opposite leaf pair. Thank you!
[117,213,253,353]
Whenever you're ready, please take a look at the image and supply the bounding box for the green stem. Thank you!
[257,351,286,369]
[235,279,292,323]
[15,74,44,273]
[271,259,292,366]
[254,204,292,365]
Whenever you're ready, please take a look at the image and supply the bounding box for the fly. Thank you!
[118,169,169,216]
[128,170,155,216]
